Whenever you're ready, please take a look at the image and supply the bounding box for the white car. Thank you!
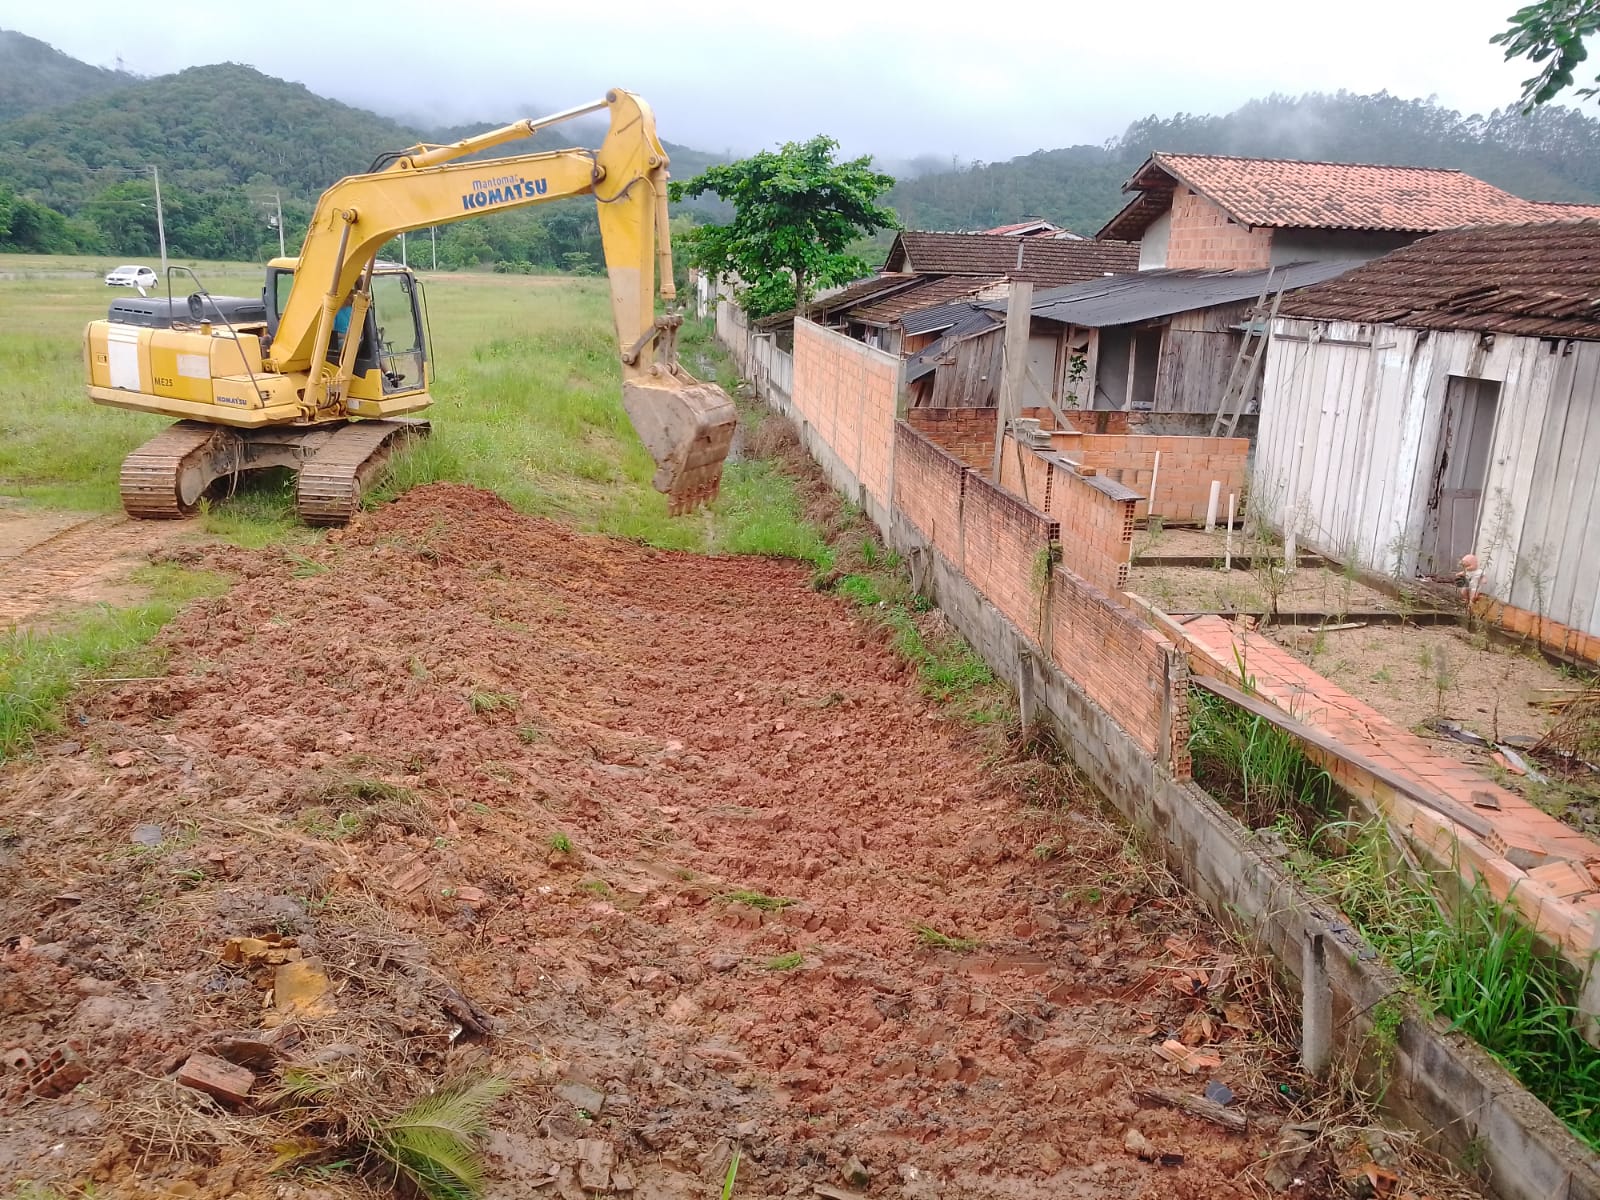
[105,265,158,289]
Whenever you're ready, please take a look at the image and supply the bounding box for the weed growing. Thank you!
[914,925,981,952]
[1192,681,1600,1149]
[1290,818,1600,1148]
[765,951,804,971]
[1186,687,1338,830]
[721,888,794,912]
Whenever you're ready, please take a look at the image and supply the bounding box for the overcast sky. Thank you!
[6,0,1560,162]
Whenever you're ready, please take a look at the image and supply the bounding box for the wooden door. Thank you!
[1421,376,1500,575]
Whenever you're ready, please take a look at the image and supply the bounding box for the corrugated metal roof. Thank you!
[1279,219,1600,339]
[996,260,1358,328]
[904,309,1003,382]
[902,297,996,336]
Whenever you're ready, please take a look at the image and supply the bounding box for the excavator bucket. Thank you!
[622,373,738,514]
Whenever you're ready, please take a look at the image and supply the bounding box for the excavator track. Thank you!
[294,419,430,526]
[119,421,243,520]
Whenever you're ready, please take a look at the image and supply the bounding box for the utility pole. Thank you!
[273,191,285,256]
[150,165,168,277]
[430,226,437,271]
[400,230,408,267]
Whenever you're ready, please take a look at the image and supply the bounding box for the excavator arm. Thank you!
[272,89,734,512]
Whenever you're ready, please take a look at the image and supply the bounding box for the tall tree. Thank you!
[1494,1,1600,108]
[669,135,898,319]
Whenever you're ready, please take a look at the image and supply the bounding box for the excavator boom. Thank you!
[271,88,735,512]
[84,89,735,520]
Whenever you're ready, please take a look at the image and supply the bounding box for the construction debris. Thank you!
[1139,1086,1247,1132]
[175,1051,255,1107]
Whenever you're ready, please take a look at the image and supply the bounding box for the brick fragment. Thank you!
[176,1052,255,1106]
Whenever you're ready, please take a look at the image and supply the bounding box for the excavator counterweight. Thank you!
[83,89,735,523]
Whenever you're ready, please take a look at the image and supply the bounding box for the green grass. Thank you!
[765,951,804,971]
[1190,678,1600,1149]
[915,924,981,952]
[0,565,230,762]
[721,888,794,912]
[1290,819,1600,1147]
[547,831,573,854]
[1187,687,1339,830]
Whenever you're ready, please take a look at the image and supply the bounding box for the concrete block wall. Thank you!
[904,406,996,470]
[1050,432,1249,522]
[792,319,901,521]
[1165,187,1273,270]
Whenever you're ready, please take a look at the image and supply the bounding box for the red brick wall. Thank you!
[895,422,1185,767]
[1048,432,1249,522]
[893,422,967,566]
[999,435,1134,595]
[1473,596,1600,667]
[1165,188,1272,270]
[1048,565,1176,762]
[963,471,1058,640]
[1056,410,1129,434]
[905,407,996,470]
[792,319,901,512]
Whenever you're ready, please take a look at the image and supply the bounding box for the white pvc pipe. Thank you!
[1205,479,1221,531]
[1147,450,1162,522]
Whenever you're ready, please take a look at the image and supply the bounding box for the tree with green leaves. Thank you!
[1494,1,1600,108]
[669,135,898,320]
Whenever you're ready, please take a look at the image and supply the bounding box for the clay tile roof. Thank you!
[848,275,1008,326]
[1279,220,1600,340]
[1096,152,1580,240]
[882,231,1138,285]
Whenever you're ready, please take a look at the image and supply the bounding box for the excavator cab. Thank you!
[264,259,430,397]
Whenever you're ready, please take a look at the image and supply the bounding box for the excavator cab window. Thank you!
[370,270,427,394]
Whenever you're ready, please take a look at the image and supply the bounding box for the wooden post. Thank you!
[1123,334,1138,411]
[1082,328,1100,413]
[991,280,1034,482]
[1225,493,1236,570]
[1147,450,1162,522]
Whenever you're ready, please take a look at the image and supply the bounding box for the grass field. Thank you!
[0,253,824,553]
[0,252,831,758]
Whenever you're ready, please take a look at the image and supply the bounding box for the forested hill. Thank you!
[0,41,727,267]
[889,92,1600,236]
[0,30,135,123]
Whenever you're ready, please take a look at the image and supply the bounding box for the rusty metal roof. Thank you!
[848,275,1007,326]
[1279,220,1600,339]
[1097,153,1585,240]
[752,273,921,330]
[882,231,1138,284]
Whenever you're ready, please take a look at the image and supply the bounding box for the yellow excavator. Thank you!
[83,89,736,523]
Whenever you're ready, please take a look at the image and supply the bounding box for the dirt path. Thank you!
[0,485,1309,1199]
[0,503,181,624]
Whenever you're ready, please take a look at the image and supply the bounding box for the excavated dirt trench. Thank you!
[0,484,1314,1199]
